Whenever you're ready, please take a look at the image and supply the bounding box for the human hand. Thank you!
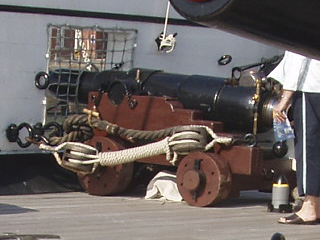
[273,90,294,122]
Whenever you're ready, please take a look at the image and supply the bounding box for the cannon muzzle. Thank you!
[169,0,320,59]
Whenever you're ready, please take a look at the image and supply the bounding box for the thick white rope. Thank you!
[202,125,233,150]
[100,137,172,165]
[39,126,233,171]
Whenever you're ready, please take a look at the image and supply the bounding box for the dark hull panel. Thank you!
[170,0,320,59]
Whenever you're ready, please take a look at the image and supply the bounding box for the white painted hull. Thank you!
[0,0,282,153]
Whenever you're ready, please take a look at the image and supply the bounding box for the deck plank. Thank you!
[0,191,319,240]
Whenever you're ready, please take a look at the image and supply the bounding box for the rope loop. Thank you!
[46,114,94,146]
[40,142,99,173]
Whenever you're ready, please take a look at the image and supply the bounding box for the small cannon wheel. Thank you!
[77,137,134,196]
[177,152,232,207]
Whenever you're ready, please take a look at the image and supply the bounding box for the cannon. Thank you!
[48,67,278,133]
[44,64,296,207]
[169,0,320,60]
[38,0,319,206]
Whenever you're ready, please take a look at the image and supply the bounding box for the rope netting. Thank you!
[45,24,137,121]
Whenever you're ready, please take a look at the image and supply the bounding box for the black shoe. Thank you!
[278,213,319,225]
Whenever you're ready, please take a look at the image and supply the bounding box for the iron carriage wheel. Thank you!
[77,136,134,196]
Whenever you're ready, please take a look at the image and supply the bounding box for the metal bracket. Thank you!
[6,122,63,148]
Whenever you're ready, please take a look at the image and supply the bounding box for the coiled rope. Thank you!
[47,114,93,146]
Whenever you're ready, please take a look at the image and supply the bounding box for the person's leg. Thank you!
[303,93,320,197]
[316,197,320,219]
[292,92,304,196]
[278,92,320,224]
[295,195,317,221]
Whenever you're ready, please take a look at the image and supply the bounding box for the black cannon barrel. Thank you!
[48,69,276,132]
[48,69,128,104]
[146,73,266,132]
[169,0,320,59]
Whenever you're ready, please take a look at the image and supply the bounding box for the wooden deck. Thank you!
[0,190,319,240]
